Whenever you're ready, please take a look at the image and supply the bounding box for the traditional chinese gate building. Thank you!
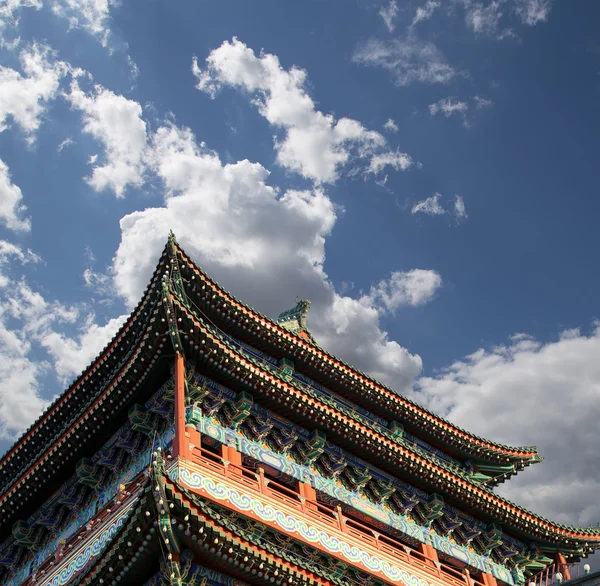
[1,234,598,586]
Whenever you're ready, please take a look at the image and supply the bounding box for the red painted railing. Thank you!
[529,563,588,586]
[189,445,488,586]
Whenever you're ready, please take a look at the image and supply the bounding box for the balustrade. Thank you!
[187,444,493,586]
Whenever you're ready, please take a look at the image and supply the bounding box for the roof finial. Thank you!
[277,298,318,345]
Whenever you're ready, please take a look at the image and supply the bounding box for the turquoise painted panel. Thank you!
[5,425,174,586]
[41,507,132,586]
[198,418,514,585]
[175,464,443,586]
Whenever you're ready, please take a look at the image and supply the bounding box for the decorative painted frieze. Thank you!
[197,417,514,585]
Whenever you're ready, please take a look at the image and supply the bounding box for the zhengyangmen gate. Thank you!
[1,233,598,586]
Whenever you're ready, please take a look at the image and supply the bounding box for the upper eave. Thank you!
[0,245,176,537]
[168,291,600,551]
[171,241,540,468]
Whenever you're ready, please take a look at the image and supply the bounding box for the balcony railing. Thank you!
[188,444,490,586]
[529,563,585,586]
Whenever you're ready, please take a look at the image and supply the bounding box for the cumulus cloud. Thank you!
[353,35,458,87]
[40,311,126,382]
[193,38,411,183]
[472,95,494,109]
[51,0,119,47]
[412,192,446,215]
[465,1,504,34]
[379,0,399,32]
[0,292,48,439]
[514,0,552,26]
[367,150,413,175]
[365,269,443,311]
[0,239,130,438]
[57,137,75,152]
[0,242,45,438]
[0,158,31,232]
[429,96,469,118]
[412,192,468,221]
[416,326,600,527]
[454,195,467,220]
[411,0,441,27]
[110,118,428,391]
[383,118,399,133]
[0,0,42,47]
[0,43,69,142]
[67,80,148,196]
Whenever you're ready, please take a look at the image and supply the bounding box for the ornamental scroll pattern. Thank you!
[174,464,435,586]
[5,425,174,586]
[198,418,514,586]
[40,508,131,586]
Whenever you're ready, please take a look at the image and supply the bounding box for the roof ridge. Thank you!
[168,290,600,542]
[171,240,540,461]
[0,243,172,477]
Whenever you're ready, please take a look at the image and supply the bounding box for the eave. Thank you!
[167,291,600,551]
[172,241,540,471]
[0,247,176,540]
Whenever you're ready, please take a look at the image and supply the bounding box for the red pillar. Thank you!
[219,444,242,470]
[482,572,498,586]
[297,481,318,511]
[556,552,571,581]
[172,353,186,459]
[419,543,439,567]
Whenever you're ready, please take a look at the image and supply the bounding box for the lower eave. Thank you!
[0,305,173,541]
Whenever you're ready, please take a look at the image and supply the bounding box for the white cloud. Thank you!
[465,1,503,34]
[0,239,39,266]
[51,0,118,47]
[0,243,45,438]
[0,298,48,439]
[353,35,457,87]
[383,118,398,133]
[412,192,446,215]
[57,136,74,151]
[472,95,494,109]
[67,80,148,197]
[111,118,428,392]
[40,311,126,382]
[0,0,42,47]
[367,150,413,174]
[454,194,467,220]
[416,325,600,527]
[365,269,443,311]
[0,158,31,232]
[0,240,129,438]
[193,38,410,183]
[514,0,552,26]
[411,0,441,27]
[429,96,469,118]
[0,43,69,142]
[412,192,468,221]
[379,0,399,32]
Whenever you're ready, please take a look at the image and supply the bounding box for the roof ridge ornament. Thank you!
[276,298,318,344]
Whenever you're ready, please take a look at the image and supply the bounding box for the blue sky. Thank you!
[2,0,600,557]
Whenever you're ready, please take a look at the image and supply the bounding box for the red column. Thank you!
[419,543,439,567]
[482,572,498,586]
[172,353,186,459]
[219,444,242,470]
[556,552,571,581]
[297,481,317,511]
